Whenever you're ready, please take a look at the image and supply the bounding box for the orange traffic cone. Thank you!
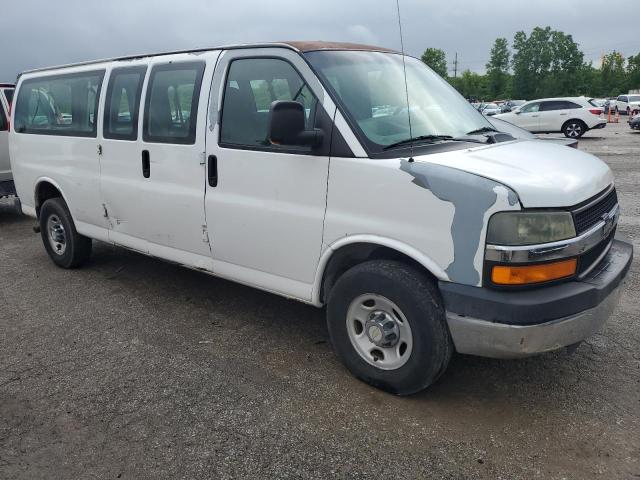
[615,110,620,123]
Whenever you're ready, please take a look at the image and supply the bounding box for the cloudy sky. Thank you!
[0,0,637,82]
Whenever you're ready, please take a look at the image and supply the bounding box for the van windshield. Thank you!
[305,50,493,153]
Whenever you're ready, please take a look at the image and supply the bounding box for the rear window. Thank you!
[14,71,104,137]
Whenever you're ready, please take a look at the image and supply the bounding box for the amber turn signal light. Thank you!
[492,259,577,285]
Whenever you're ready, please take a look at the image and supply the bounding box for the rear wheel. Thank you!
[39,198,92,268]
[327,260,453,395]
[562,120,587,138]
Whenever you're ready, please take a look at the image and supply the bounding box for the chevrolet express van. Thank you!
[10,42,632,394]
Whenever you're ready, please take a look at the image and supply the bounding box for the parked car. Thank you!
[500,99,526,113]
[614,94,640,115]
[481,102,501,116]
[0,83,15,198]
[603,99,616,115]
[9,42,632,395]
[488,117,579,148]
[630,113,640,130]
[494,97,606,138]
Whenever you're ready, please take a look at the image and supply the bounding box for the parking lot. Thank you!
[0,121,638,479]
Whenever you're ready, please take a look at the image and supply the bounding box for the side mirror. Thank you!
[268,100,324,148]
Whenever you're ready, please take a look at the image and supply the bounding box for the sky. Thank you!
[0,0,638,83]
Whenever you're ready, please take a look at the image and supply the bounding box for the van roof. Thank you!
[19,41,397,77]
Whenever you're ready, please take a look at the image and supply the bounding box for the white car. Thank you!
[480,103,501,116]
[0,83,15,197]
[494,97,606,138]
[9,42,632,395]
[614,94,640,116]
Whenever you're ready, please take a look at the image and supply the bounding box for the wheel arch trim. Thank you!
[311,234,449,306]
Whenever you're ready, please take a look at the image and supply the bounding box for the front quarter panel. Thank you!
[323,156,520,287]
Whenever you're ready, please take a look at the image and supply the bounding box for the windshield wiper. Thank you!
[383,135,454,150]
[465,126,498,135]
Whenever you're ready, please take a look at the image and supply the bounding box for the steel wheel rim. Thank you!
[566,123,582,137]
[47,215,67,256]
[346,293,413,371]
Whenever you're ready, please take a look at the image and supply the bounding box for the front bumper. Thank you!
[440,238,632,359]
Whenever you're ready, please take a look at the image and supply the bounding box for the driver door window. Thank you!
[220,58,318,150]
[520,102,540,113]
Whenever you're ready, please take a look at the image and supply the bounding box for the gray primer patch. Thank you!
[400,160,516,285]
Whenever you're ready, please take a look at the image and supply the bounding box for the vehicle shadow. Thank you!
[0,199,25,225]
[85,240,628,413]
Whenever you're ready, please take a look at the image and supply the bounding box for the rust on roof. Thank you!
[282,41,398,54]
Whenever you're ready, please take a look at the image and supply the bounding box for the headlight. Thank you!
[487,211,576,246]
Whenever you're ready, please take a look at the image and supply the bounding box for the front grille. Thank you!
[577,227,616,276]
[573,188,618,235]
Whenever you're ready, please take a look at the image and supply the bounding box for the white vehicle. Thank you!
[0,83,15,197]
[480,103,501,116]
[494,97,606,138]
[9,42,632,395]
[614,94,640,115]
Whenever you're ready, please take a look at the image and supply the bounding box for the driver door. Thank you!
[204,49,335,300]
[514,101,541,131]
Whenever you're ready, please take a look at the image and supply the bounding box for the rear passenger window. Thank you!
[14,71,104,137]
[104,66,147,140]
[220,58,318,149]
[143,62,205,144]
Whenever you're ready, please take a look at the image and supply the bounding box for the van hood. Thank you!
[414,140,613,208]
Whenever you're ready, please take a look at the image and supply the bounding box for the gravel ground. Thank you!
[1,120,639,479]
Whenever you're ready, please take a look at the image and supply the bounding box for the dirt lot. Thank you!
[1,121,639,480]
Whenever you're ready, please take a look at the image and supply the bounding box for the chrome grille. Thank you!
[573,188,618,235]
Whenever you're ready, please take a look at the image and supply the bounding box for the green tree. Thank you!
[511,27,584,99]
[601,51,627,96]
[486,38,511,98]
[449,70,490,99]
[421,48,448,78]
[628,52,640,91]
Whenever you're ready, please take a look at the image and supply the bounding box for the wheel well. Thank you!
[35,182,62,217]
[320,243,436,303]
[562,119,586,129]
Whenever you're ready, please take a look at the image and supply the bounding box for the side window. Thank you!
[520,102,540,113]
[14,71,105,137]
[0,103,7,131]
[143,62,205,144]
[540,101,558,111]
[562,101,581,110]
[220,58,319,150]
[104,66,147,140]
[621,96,628,103]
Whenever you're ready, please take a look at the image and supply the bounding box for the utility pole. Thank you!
[453,52,458,78]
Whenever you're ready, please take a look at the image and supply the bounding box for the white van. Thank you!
[9,42,632,394]
[0,83,15,197]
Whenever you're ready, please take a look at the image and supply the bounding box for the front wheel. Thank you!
[327,260,453,395]
[39,198,92,268]
[562,120,587,138]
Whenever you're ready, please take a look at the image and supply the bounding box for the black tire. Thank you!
[562,119,587,139]
[614,106,619,114]
[327,260,453,395]
[39,198,92,268]
[627,107,631,116]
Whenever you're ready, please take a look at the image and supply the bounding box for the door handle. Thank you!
[532,115,539,118]
[559,113,568,116]
[208,155,218,187]
[142,150,150,178]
